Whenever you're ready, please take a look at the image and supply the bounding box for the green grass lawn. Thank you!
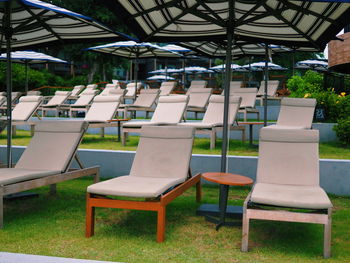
[0,178,349,263]
[1,130,350,159]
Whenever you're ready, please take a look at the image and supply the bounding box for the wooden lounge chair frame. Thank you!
[86,170,201,242]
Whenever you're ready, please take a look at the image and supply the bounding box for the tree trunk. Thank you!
[88,62,99,83]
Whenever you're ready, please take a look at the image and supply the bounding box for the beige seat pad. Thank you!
[87,175,185,198]
[263,125,308,130]
[251,183,332,209]
[178,122,220,128]
[0,168,60,186]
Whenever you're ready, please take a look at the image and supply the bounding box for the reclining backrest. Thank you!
[202,95,241,125]
[257,128,319,186]
[84,95,121,122]
[27,90,41,96]
[71,85,85,96]
[159,81,176,96]
[0,95,5,106]
[126,82,142,97]
[277,98,317,129]
[109,88,127,98]
[12,95,43,121]
[186,80,208,95]
[151,95,189,124]
[46,91,71,106]
[229,88,257,108]
[72,90,98,106]
[100,84,120,96]
[188,88,212,108]
[258,80,280,96]
[2,92,22,106]
[15,121,88,173]
[132,89,160,107]
[80,84,98,95]
[130,126,195,180]
[230,81,243,88]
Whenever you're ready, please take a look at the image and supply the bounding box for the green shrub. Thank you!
[334,116,350,145]
[287,70,323,97]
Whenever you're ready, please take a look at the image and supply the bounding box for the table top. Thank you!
[202,172,253,186]
[108,118,130,122]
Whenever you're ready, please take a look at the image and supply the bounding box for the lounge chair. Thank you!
[67,85,85,100]
[263,97,317,130]
[122,95,189,145]
[86,125,201,242]
[122,89,160,118]
[159,81,177,96]
[186,80,207,95]
[40,91,72,117]
[99,83,120,96]
[0,95,5,107]
[124,82,142,101]
[241,128,333,258]
[26,90,41,96]
[67,90,99,117]
[0,92,22,110]
[256,80,280,105]
[187,87,212,119]
[178,95,245,149]
[229,88,259,121]
[0,121,100,227]
[80,84,98,96]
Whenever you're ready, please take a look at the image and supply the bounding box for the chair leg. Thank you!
[86,193,95,238]
[241,208,250,252]
[324,208,332,258]
[157,206,166,243]
[244,111,247,122]
[0,194,3,228]
[196,180,202,203]
[241,128,246,142]
[100,127,105,138]
[210,131,216,150]
[50,184,57,195]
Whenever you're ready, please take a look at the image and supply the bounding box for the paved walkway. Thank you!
[0,253,122,263]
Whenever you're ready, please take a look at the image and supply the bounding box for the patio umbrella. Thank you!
[210,64,246,72]
[86,41,182,91]
[147,75,175,80]
[0,0,128,167]
[99,0,350,173]
[295,59,329,72]
[242,62,288,71]
[0,50,68,93]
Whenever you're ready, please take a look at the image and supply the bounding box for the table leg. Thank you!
[216,184,229,230]
[117,121,121,142]
[249,124,253,146]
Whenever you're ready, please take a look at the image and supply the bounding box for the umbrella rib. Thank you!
[195,0,226,23]
[130,0,183,18]
[12,9,49,33]
[19,4,63,42]
[262,3,320,49]
[235,2,264,26]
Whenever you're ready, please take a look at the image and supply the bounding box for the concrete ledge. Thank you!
[1,146,349,196]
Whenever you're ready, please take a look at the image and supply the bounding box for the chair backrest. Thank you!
[159,81,176,96]
[100,84,119,96]
[188,88,212,108]
[72,90,98,106]
[109,88,127,98]
[3,92,22,106]
[0,95,5,106]
[46,91,71,106]
[186,80,208,95]
[258,80,280,96]
[112,79,119,84]
[276,98,317,129]
[71,85,85,96]
[27,90,41,96]
[202,95,241,125]
[229,88,257,108]
[84,95,121,122]
[130,126,195,181]
[230,81,243,88]
[126,82,142,97]
[12,95,43,121]
[151,95,189,124]
[80,84,98,95]
[15,121,88,173]
[257,128,319,186]
[132,89,160,108]
[0,92,5,96]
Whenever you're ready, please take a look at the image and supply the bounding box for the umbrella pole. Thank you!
[183,58,186,89]
[134,56,138,101]
[264,44,268,126]
[25,61,29,94]
[5,0,12,168]
[221,26,234,172]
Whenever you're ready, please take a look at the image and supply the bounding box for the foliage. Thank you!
[334,117,350,145]
[287,70,323,97]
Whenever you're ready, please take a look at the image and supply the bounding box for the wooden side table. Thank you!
[238,122,265,146]
[107,118,130,141]
[197,172,253,230]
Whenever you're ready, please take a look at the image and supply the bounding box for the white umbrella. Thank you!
[210,64,246,72]
[147,75,175,80]
[0,51,68,93]
[0,0,127,167]
[295,59,328,72]
[242,62,288,71]
[148,68,182,74]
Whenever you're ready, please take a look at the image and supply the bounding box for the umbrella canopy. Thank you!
[149,68,182,74]
[100,0,350,176]
[0,50,68,92]
[295,59,329,72]
[147,75,175,80]
[210,64,246,72]
[242,62,288,71]
[1,0,128,167]
[85,41,182,58]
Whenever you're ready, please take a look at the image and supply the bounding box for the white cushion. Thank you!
[251,183,332,209]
